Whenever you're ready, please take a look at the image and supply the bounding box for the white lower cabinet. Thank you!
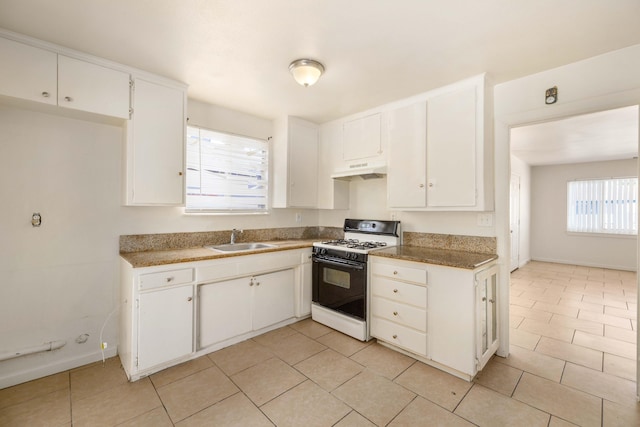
[137,285,194,371]
[120,248,310,381]
[198,269,295,349]
[370,255,498,381]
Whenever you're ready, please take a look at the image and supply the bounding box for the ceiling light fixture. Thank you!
[545,86,558,104]
[289,59,324,87]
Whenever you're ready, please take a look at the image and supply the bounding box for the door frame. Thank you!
[509,173,521,272]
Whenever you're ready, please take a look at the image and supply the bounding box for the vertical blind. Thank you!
[186,126,268,212]
[567,178,638,234]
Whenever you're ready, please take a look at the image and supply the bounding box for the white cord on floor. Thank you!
[99,305,119,364]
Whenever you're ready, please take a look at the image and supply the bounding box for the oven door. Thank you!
[312,256,367,320]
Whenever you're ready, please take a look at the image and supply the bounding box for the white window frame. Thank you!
[567,177,638,235]
[185,125,269,213]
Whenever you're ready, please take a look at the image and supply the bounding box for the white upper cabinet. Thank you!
[124,77,186,206]
[387,74,493,211]
[272,116,318,208]
[342,113,382,161]
[426,84,477,207]
[0,35,130,119]
[387,102,427,208]
[0,37,57,105]
[57,55,130,119]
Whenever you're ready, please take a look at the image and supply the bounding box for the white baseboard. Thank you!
[0,348,117,389]
[530,257,637,272]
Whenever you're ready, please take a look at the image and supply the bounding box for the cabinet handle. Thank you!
[187,297,192,302]
[64,96,73,102]
[393,289,398,293]
[41,91,50,98]
[393,271,398,275]
[392,334,398,339]
[393,311,398,316]
[166,277,174,282]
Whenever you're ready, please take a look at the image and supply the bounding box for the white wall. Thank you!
[0,100,316,388]
[530,159,637,270]
[511,155,531,267]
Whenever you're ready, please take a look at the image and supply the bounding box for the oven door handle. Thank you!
[313,257,366,270]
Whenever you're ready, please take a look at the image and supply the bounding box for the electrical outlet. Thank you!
[295,212,302,223]
[477,213,493,227]
[101,342,108,350]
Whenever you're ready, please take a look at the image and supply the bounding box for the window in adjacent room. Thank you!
[567,177,638,235]
[186,126,268,213]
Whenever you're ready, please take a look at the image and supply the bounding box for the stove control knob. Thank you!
[351,253,358,260]
[320,248,327,255]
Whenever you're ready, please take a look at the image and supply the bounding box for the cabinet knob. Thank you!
[392,334,398,339]
[482,297,486,302]
[178,171,183,176]
[187,297,192,302]
[393,289,398,293]
[393,271,398,275]
[166,277,174,282]
[489,299,495,304]
[393,311,398,316]
[64,96,73,102]
[249,281,254,286]
[419,184,425,188]
[41,91,50,98]
[428,183,434,188]
[255,281,260,286]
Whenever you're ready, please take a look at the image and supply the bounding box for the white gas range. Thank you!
[311,219,401,341]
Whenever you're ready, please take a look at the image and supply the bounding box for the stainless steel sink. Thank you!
[205,242,277,252]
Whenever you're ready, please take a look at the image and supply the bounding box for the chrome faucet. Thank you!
[230,228,243,244]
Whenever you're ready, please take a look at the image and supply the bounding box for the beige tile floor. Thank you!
[1,261,639,426]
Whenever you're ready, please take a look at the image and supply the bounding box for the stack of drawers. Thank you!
[370,259,428,356]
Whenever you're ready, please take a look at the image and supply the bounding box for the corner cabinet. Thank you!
[369,255,498,381]
[123,77,187,206]
[387,74,493,211]
[272,116,319,208]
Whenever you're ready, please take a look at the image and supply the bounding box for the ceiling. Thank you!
[0,1,640,123]
[511,106,639,166]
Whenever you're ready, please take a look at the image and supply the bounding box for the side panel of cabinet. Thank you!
[198,277,252,349]
[126,78,185,205]
[426,86,477,207]
[0,37,57,105]
[137,285,193,371]
[387,102,427,208]
[253,269,296,330]
[57,55,130,119]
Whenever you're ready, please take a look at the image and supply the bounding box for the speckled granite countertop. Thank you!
[121,239,317,268]
[370,245,498,269]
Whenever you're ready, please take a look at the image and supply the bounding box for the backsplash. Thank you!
[403,232,496,254]
[119,226,343,253]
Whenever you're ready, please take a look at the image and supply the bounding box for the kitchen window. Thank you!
[185,126,268,213]
[567,177,638,235]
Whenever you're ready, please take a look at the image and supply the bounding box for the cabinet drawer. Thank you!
[371,317,427,356]
[371,277,427,307]
[371,262,427,284]
[139,268,194,290]
[371,297,427,332]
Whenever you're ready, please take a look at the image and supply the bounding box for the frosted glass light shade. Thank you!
[289,59,324,87]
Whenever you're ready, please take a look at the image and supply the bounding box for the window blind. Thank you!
[186,126,268,212]
[567,178,637,235]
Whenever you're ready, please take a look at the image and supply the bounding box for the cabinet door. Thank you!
[288,118,318,207]
[0,37,57,105]
[426,85,477,207]
[387,102,427,208]
[253,269,295,330]
[126,77,186,205]
[476,265,499,370]
[428,265,476,375]
[137,285,193,371]
[343,113,381,160]
[57,55,130,118]
[198,277,252,348]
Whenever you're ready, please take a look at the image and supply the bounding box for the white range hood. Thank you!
[331,162,387,181]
